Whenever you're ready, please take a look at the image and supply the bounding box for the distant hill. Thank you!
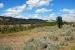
[0,16,47,25]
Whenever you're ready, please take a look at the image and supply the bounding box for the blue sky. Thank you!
[0,0,75,21]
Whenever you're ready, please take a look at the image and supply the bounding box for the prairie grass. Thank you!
[23,25,75,50]
[0,22,56,34]
[0,45,13,50]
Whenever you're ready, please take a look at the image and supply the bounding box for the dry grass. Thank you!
[0,25,75,50]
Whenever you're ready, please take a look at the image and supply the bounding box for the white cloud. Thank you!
[3,13,40,19]
[68,14,75,17]
[26,0,52,9]
[15,15,26,18]
[15,14,40,19]
[1,0,53,18]
[36,8,52,13]
[61,14,75,22]
[2,4,26,17]
[48,13,57,20]
[32,14,38,18]
[60,9,75,22]
[61,9,75,14]
[0,3,4,8]
[28,14,39,19]
[39,0,50,6]
[1,0,53,19]
[48,13,75,22]
[60,9,75,18]
[26,0,39,6]
[25,14,47,19]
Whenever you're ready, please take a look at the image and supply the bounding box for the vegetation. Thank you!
[0,22,56,34]
[56,16,63,28]
[0,16,57,33]
[0,16,74,34]
[0,16,46,25]
[0,25,75,50]
[0,45,13,50]
[23,25,75,50]
[71,46,75,50]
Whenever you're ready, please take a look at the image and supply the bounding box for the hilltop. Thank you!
[0,16,46,24]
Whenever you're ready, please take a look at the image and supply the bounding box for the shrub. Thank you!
[65,36,74,41]
[72,23,75,27]
[0,26,1,32]
[58,40,65,46]
[47,44,59,50]
[0,45,13,50]
[0,25,9,33]
[56,16,63,28]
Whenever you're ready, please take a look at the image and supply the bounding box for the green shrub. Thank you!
[0,45,13,50]
[56,16,63,28]
[47,44,59,50]
[0,25,9,33]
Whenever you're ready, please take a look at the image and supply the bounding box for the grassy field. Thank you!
[0,22,56,34]
[0,25,75,50]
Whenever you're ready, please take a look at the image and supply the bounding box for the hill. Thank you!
[0,16,46,25]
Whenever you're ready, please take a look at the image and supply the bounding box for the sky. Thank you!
[0,0,75,21]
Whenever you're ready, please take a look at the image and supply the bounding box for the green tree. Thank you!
[56,16,63,28]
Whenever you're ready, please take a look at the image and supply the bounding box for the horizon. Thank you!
[0,0,75,22]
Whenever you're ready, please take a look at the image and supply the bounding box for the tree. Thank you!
[56,16,63,28]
